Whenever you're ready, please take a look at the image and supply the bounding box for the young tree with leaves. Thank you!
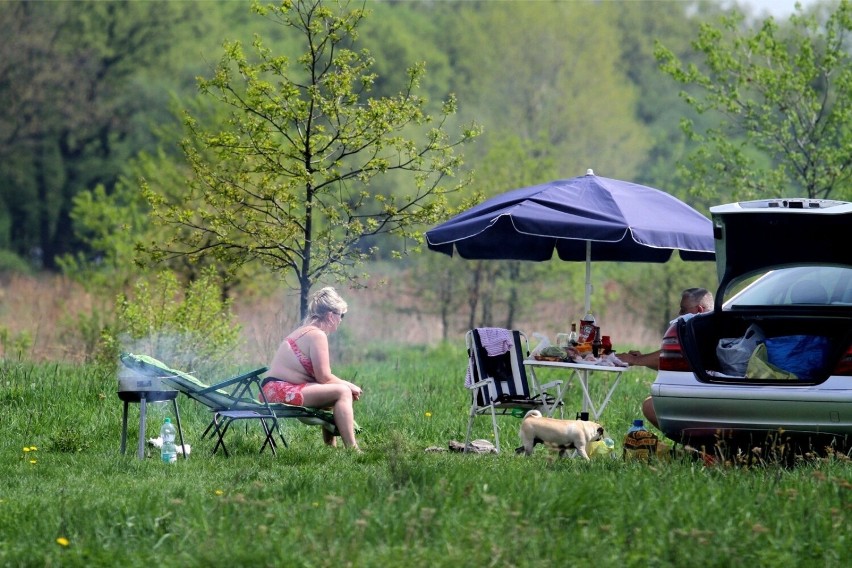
[656,0,852,202]
[142,0,479,319]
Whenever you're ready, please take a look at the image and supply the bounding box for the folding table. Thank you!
[523,359,627,421]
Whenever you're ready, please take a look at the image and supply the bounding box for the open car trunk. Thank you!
[678,310,852,385]
[692,199,852,383]
[650,199,852,451]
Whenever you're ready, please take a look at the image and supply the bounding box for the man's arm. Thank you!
[618,349,661,370]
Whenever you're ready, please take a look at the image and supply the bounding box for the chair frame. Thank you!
[119,353,341,456]
[194,367,285,457]
[464,329,564,453]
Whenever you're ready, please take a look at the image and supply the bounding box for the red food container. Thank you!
[578,320,597,343]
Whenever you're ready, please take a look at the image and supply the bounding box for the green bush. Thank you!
[0,249,33,275]
[0,327,33,361]
[98,268,242,371]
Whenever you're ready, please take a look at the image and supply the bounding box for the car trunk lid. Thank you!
[710,198,852,311]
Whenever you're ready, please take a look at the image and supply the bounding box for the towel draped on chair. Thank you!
[465,327,513,388]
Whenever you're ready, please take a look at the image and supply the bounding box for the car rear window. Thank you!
[728,266,852,307]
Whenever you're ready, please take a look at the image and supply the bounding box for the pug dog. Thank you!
[515,410,605,460]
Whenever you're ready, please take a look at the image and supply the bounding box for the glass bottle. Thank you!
[592,326,602,357]
[567,323,579,345]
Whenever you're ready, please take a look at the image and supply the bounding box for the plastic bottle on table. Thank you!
[579,311,596,343]
[160,417,177,464]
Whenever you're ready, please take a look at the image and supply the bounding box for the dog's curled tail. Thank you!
[523,410,542,420]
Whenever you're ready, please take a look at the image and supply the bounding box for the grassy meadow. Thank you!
[1,344,850,567]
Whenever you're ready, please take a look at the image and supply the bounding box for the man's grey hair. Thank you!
[682,287,714,311]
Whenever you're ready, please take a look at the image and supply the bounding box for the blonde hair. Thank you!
[303,286,348,325]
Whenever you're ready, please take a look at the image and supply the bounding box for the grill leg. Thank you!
[120,401,129,454]
[137,396,148,460]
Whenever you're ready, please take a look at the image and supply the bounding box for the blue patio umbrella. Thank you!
[425,169,715,313]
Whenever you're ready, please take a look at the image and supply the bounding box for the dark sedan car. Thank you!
[650,198,852,452]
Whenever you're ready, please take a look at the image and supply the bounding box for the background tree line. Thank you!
[0,0,849,354]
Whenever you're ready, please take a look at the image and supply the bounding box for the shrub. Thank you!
[0,249,33,275]
[98,268,242,371]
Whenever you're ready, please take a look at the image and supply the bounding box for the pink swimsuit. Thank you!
[260,328,317,406]
[287,334,315,376]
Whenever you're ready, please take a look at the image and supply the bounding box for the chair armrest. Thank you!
[468,378,494,390]
[199,367,268,394]
[537,379,563,391]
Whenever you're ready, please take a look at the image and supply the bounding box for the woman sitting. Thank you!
[262,287,362,451]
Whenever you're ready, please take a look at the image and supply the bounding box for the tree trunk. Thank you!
[35,143,51,270]
[505,262,520,329]
[467,263,482,331]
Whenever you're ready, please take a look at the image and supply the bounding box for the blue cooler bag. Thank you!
[765,335,831,380]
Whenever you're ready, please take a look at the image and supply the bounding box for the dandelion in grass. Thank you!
[23,446,37,460]
[425,412,432,418]
[56,537,69,547]
[214,489,224,496]
[29,459,37,464]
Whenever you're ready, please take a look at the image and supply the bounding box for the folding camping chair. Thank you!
[119,353,344,456]
[464,328,564,453]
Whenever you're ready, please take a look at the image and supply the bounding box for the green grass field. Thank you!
[1,345,850,567]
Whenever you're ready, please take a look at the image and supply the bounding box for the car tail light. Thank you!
[831,344,852,376]
[658,323,692,372]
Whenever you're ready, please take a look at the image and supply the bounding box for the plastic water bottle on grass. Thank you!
[623,419,658,461]
[160,417,177,464]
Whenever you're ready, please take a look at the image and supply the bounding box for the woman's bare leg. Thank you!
[300,383,359,449]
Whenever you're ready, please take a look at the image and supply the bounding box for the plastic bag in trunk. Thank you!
[716,323,765,376]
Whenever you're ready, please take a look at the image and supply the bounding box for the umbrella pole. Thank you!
[584,240,592,315]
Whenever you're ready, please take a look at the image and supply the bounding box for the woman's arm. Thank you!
[308,330,362,399]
